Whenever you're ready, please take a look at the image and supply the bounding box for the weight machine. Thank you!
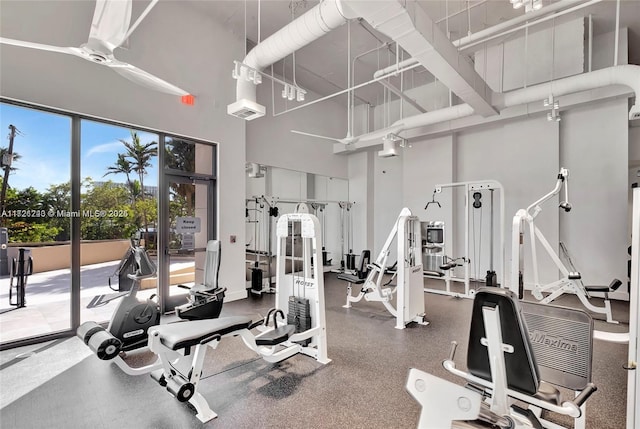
[406,288,598,429]
[510,168,621,324]
[342,207,428,329]
[79,213,329,423]
[423,180,505,299]
[245,196,278,296]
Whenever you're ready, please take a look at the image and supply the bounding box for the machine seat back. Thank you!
[356,250,371,279]
[191,240,221,294]
[467,288,540,396]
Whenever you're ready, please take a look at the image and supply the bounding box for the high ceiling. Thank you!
[187,0,640,108]
[0,0,638,110]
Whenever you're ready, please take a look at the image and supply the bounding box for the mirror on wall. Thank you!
[245,163,349,293]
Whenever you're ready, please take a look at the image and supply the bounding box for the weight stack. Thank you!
[251,267,263,292]
[287,296,311,346]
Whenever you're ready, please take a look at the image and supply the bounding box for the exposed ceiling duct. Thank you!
[334,64,640,153]
[228,0,349,120]
[228,0,496,120]
[227,0,639,155]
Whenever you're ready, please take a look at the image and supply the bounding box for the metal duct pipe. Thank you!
[373,57,420,79]
[234,0,351,104]
[344,65,640,147]
[453,0,588,48]
[230,0,496,119]
[493,65,640,116]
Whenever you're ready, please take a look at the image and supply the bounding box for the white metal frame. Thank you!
[424,180,505,299]
[407,303,589,428]
[627,186,639,429]
[343,207,428,329]
[145,213,331,423]
[510,168,617,323]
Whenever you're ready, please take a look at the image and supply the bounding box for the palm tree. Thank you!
[103,153,134,200]
[119,131,157,243]
[166,139,195,217]
[121,131,157,201]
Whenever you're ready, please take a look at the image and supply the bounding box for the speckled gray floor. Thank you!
[0,275,630,429]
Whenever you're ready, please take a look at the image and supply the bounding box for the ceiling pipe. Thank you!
[457,0,604,53]
[335,65,640,150]
[373,57,420,79]
[379,80,427,114]
[453,0,588,49]
[229,0,497,120]
[228,0,350,119]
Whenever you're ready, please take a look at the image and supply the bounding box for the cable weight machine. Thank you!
[423,180,505,299]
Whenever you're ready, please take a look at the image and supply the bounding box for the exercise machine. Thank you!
[423,180,505,299]
[77,240,225,373]
[406,287,597,428]
[115,212,329,422]
[510,168,621,323]
[175,240,226,320]
[343,207,428,329]
[8,248,33,308]
[79,213,329,423]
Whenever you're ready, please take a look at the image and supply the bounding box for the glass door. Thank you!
[159,136,215,314]
[161,175,214,312]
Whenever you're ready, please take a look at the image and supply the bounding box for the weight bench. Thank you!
[148,316,259,423]
[407,288,596,428]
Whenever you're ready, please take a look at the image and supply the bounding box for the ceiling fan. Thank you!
[0,0,192,100]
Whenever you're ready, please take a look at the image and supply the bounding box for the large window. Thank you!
[0,103,72,343]
[79,120,159,325]
[0,100,217,349]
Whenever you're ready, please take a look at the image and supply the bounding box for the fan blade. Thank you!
[291,130,347,144]
[0,37,76,55]
[89,0,132,50]
[109,62,189,96]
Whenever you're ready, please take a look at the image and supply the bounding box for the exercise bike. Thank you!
[77,239,226,363]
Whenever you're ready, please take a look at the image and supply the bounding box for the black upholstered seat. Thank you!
[151,316,252,350]
[255,325,296,346]
[337,250,371,284]
[467,288,540,396]
[584,278,622,293]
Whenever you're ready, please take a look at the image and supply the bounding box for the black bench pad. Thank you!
[584,278,622,293]
[255,325,296,346]
[152,316,252,350]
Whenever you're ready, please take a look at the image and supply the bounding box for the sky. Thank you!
[0,103,158,193]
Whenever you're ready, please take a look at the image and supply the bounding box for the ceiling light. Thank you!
[513,1,524,9]
[296,89,306,102]
[533,0,543,10]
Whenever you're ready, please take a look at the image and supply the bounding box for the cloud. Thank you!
[85,141,124,157]
[85,132,158,158]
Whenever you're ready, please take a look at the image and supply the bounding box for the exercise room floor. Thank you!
[0,275,630,429]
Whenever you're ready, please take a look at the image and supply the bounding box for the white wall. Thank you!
[560,98,629,297]
[348,151,374,256]
[474,17,585,93]
[402,135,455,269]
[373,153,404,262]
[247,82,349,179]
[0,1,247,301]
